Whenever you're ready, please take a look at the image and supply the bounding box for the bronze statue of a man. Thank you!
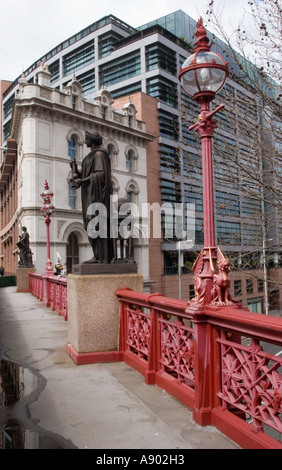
[17,226,33,267]
[70,131,114,264]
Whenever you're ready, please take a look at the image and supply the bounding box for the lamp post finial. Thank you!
[194,17,211,51]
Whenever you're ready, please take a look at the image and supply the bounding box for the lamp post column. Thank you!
[189,101,225,302]
[195,101,216,248]
[179,17,232,306]
[40,180,55,276]
[44,212,53,275]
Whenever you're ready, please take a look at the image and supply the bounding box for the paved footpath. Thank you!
[0,286,239,451]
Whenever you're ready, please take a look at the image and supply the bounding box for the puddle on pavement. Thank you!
[0,358,76,449]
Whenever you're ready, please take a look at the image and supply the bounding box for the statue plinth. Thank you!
[72,261,137,275]
[16,267,36,292]
[66,272,143,364]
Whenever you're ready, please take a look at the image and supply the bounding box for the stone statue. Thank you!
[70,131,114,264]
[17,226,33,267]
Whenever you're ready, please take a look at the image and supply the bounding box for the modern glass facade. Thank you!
[145,42,177,74]
[99,50,141,86]
[63,40,95,77]
[98,31,124,58]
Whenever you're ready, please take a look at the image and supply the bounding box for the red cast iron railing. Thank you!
[29,273,67,320]
[116,288,282,449]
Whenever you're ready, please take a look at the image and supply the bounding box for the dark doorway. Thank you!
[67,233,79,273]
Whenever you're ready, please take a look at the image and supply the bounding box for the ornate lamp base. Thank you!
[192,246,233,306]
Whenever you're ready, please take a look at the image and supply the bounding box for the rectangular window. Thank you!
[182,127,201,148]
[3,121,11,141]
[247,298,262,313]
[49,60,60,84]
[147,76,177,107]
[159,110,179,141]
[237,91,258,121]
[161,179,181,204]
[216,191,240,216]
[257,279,264,293]
[246,279,253,294]
[163,252,196,276]
[234,280,242,296]
[3,94,15,120]
[241,198,261,216]
[111,82,141,99]
[183,151,202,179]
[184,184,203,212]
[195,218,204,244]
[214,108,236,133]
[217,221,241,245]
[214,156,238,188]
[146,43,176,75]
[181,92,199,119]
[98,31,123,58]
[160,145,180,174]
[164,252,178,275]
[160,179,181,241]
[243,224,262,245]
[63,40,94,77]
[77,70,95,95]
[213,135,238,188]
[99,51,141,86]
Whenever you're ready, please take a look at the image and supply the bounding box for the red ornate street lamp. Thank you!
[40,180,55,275]
[179,18,232,305]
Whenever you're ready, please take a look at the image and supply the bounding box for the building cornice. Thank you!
[17,206,83,219]
[11,86,155,148]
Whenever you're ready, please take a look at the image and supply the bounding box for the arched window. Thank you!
[125,146,138,173]
[107,143,114,168]
[126,149,134,172]
[126,180,139,205]
[68,135,77,209]
[127,187,134,202]
[111,177,120,198]
[68,136,76,161]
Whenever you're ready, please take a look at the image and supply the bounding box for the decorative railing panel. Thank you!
[218,334,282,437]
[116,288,282,449]
[27,278,282,448]
[159,316,195,388]
[126,304,151,361]
[29,273,67,320]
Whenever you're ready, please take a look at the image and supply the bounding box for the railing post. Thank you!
[192,308,213,426]
[35,276,39,298]
[144,308,158,385]
[43,274,52,307]
[62,282,68,320]
[118,299,127,355]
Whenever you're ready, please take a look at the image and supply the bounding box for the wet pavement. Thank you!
[0,286,239,450]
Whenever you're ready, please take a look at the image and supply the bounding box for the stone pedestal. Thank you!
[66,273,143,364]
[16,267,36,292]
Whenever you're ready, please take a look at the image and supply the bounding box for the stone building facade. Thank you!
[8,65,155,286]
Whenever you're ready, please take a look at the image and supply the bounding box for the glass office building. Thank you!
[1,10,281,309]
